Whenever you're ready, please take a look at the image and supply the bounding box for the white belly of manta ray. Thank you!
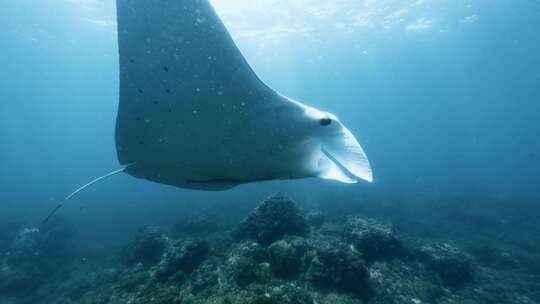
[43,0,374,223]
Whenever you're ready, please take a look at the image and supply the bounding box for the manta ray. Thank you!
[44,0,372,221]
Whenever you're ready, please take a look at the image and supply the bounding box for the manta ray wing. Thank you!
[116,0,282,188]
[116,0,373,189]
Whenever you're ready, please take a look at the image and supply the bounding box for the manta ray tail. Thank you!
[41,164,134,224]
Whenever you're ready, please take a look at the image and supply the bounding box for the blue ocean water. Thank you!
[1,1,540,303]
[1,0,539,256]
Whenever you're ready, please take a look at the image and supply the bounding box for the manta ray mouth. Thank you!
[321,147,359,182]
[319,126,373,183]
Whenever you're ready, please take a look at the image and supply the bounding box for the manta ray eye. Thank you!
[320,118,332,126]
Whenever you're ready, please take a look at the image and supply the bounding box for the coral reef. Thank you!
[154,239,209,282]
[233,194,308,245]
[0,219,76,298]
[121,225,168,267]
[1,195,539,304]
[304,236,371,295]
[416,242,475,288]
[268,237,305,277]
[344,217,404,262]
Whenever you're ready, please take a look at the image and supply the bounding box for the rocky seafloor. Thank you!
[1,194,539,304]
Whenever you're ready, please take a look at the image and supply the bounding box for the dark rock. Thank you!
[268,237,307,277]
[121,226,168,267]
[344,217,404,261]
[233,194,308,245]
[304,238,370,295]
[154,239,209,282]
[417,242,474,288]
